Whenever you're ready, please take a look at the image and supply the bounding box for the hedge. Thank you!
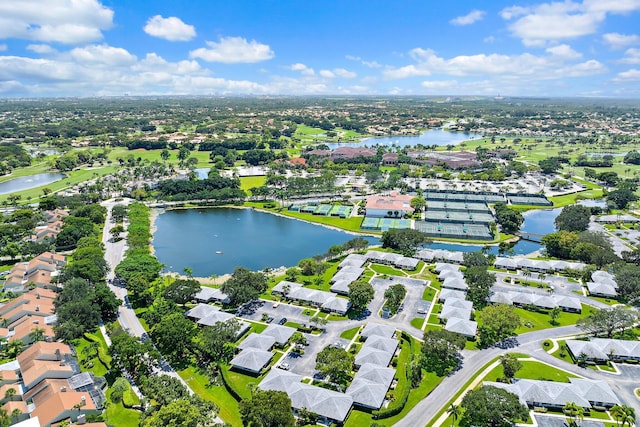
[372,332,414,419]
[220,366,249,402]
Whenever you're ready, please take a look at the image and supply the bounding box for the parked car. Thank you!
[280,362,290,370]
[278,317,288,325]
[266,316,274,323]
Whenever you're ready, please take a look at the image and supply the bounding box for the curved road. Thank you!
[394,323,640,427]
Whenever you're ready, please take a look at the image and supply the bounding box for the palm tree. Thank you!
[563,402,584,427]
[611,404,626,427]
[6,340,23,358]
[622,405,636,427]
[447,403,461,427]
[9,409,21,423]
[29,326,45,343]
[3,388,15,401]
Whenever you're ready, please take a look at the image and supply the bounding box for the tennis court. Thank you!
[415,221,493,240]
[314,204,332,215]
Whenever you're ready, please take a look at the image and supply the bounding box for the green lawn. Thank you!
[340,326,361,340]
[104,388,141,426]
[484,360,579,383]
[411,317,424,329]
[511,304,597,334]
[240,176,266,193]
[71,329,111,377]
[369,263,407,276]
[179,366,242,426]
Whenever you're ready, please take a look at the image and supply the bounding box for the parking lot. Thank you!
[237,300,309,327]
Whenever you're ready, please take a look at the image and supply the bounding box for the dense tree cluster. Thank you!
[542,230,618,267]
[493,202,524,234]
[459,386,528,427]
[554,205,592,232]
[420,329,466,376]
[381,228,431,256]
[155,175,245,201]
[221,267,268,306]
[0,142,31,174]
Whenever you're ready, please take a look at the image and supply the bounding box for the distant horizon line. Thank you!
[0,94,639,101]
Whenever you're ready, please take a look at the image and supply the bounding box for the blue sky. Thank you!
[0,0,639,97]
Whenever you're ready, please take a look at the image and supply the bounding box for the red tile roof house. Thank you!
[15,342,102,427]
[365,192,414,218]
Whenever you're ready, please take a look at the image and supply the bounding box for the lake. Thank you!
[0,172,66,195]
[152,204,562,277]
[326,129,481,150]
[152,208,379,276]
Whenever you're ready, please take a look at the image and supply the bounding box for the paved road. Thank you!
[395,323,640,427]
[101,199,224,423]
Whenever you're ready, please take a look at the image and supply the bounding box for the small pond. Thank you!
[0,172,66,195]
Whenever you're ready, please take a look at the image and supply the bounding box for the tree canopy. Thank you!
[221,267,268,306]
[577,306,638,338]
[421,329,465,376]
[239,389,295,427]
[348,281,375,310]
[493,202,524,234]
[459,385,528,427]
[477,304,521,348]
[315,345,353,390]
[381,228,432,256]
[555,205,591,232]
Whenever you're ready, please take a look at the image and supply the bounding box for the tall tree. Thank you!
[421,329,466,376]
[315,346,354,390]
[459,386,528,427]
[348,281,375,310]
[563,402,584,427]
[239,389,295,427]
[500,353,522,383]
[221,267,268,306]
[555,205,592,232]
[477,304,521,348]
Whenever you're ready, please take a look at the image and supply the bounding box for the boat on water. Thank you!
[215,251,223,254]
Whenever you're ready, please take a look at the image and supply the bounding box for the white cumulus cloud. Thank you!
[545,44,583,60]
[450,10,486,26]
[69,44,137,67]
[613,68,640,82]
[190,36,274,63]
[144,15,196,42]
[620,48,640,64]
[501,0,640,46]
[27,44,57,54]
[290,63,315,76]
[0,0,113,44]
[603,33,640,49]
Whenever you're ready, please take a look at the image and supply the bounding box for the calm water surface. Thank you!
[152,208,379,276]
[326,129,481,149]
[0,172,65,195]
[152,205,565,277]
